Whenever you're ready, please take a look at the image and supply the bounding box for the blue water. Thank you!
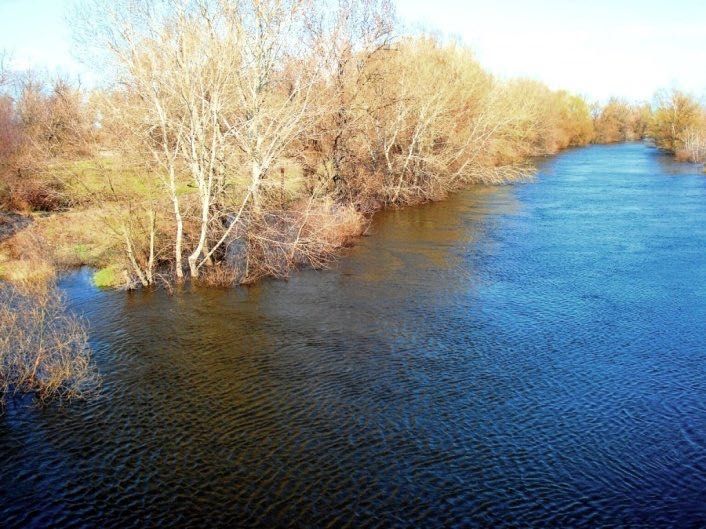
[1,143,705,527]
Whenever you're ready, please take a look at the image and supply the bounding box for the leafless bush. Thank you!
[0,70,96,211]
[677,129,706,163]
[1,176,67,211]
[238,198,364,283]
[196,263,238,288]
[0,284,99,410]
[649,90,705,152]
[592,99,652,144]
[14,74,96,159]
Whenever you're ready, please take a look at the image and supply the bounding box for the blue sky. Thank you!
[0,1,83,76]
[1,0,705,101]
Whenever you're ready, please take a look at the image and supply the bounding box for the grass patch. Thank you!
[49,157,158,204]
[0,258,56,288]
[92,266,121,288]
[35,209,121,269]
[0,207,125,290]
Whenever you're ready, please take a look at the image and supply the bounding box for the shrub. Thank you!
[1,175,67,212]
[0,73,97,213]
[676,128,706,163]
[237,198,365,283]
[592,99,651,144]
[649,90,705,153]
[0,284,99,409]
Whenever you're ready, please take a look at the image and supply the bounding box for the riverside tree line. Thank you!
[1,1,705,290]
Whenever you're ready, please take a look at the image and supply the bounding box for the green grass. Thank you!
[48,155,195,204]
[48,156,310,208]
[50,157,156,202]
[92,266,121,288]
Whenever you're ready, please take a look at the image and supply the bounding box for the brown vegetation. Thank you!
[590,91,706,168]
[592,98,652,144]
[0,283,98,410]
[677,128,706,164]
[0,72,96,211]
[649,90,706,163]
[0,0,624,292]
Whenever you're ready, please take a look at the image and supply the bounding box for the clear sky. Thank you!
[1,0,705,102]
[0,0,86,79]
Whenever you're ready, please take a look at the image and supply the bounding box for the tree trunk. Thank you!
[188,193,210,278]
[251,160,261,212]
[175,211,184,281]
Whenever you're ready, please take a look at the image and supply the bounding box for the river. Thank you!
[1,142,705,528]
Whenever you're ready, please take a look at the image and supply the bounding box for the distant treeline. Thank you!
[591,92,706,163]
[0,0,705,290]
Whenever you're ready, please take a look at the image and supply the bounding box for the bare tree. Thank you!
[0,51,8,87]
[198,0,324,274]
[83,0,323,279]
[305,0,394,197]
[650,90,705,153]
[87,0,235,279]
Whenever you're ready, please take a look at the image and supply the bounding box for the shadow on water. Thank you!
[1,142,706,528]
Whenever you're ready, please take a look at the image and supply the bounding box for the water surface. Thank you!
[2,143,705,528]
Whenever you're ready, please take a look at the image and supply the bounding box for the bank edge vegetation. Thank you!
[1,0,705,406]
